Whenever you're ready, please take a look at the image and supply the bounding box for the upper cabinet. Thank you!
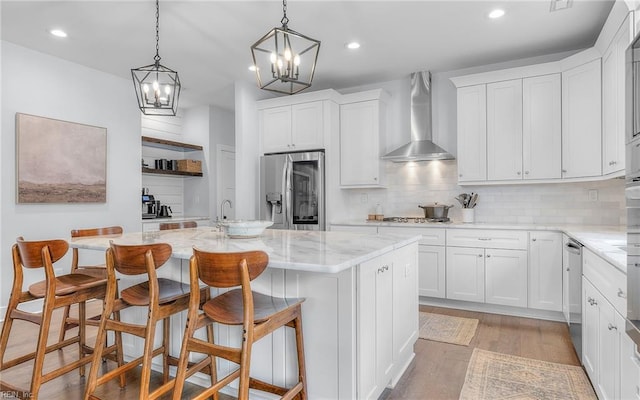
[603,13,633,175]
[340,90,389,188]
[257,89,341,155]
[261,101,324,153]
[457,85,487,182]
[486,79,523,181]
[562,59,602,179]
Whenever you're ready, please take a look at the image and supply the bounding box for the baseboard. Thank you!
[387,351,415,389]
[420,297,566,323]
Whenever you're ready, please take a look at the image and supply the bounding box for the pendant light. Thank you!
[250,0,320,95]
[131,0,181,116]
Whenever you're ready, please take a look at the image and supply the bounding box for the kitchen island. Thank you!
[71,227,421,400]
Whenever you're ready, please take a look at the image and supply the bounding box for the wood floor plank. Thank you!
[383,305,581,400]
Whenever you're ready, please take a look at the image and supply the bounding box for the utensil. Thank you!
[469,193,479,208]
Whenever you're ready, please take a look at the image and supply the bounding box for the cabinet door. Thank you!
[457,85,487,182]
[523,74,562,180]
[291,101,324,150]
[583,278,600,381]
[604,13,631,173]
[393,243,419,361]
[340,100,383,187]
[261,106,292,153]
[418,245,446,298]
[446,247,485,302]
[357,254,393,400]
[597,295,620,400]
[528,231,563,311]
[562,59,602,178]
[487,79,523,181]
[485,249,527,307]
[619,325,640,400]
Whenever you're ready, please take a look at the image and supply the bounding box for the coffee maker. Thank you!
[142,189,159,219]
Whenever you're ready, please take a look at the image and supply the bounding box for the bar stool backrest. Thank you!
[15,237,68,268]
[192,249,268,288]
[108,242,172,276]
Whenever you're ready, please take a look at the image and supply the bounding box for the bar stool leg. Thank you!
[293,311,308,400]
[206,323,218,400]
[30,298,55,399]
[139,313,157,399]
[113,310,126,388]
[162,317,170,384]
[79,301,87,377]
[58,304,72,344]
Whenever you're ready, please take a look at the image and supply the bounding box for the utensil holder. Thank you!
[462,208,475,223]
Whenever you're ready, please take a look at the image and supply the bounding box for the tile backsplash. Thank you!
[343,160,626,226]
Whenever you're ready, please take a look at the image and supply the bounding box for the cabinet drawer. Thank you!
[378,227,445,246]
[583,248,627,315]
[446,229,528,250]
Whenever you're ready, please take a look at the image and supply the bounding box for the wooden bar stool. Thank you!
[59,226,123,345]
[159,220,197,230]
[84,242,212,400]
[0,237,109,399]
[172,249,307,400]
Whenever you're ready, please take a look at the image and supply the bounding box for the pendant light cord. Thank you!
[154,0,161,63]
[280,0,289,28]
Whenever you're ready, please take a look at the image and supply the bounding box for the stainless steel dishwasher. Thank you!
[564,238,584,361]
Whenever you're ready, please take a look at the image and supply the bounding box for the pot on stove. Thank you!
[418,203,453,219]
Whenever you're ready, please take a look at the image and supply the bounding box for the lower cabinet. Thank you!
[357,242,418,400]
[419,245,446,298]
[484,249,528,307]
[528,231,563,311]
[446,246,485,302]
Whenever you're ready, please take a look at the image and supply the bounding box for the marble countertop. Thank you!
[332,220,627,273]
[70,227,421,274]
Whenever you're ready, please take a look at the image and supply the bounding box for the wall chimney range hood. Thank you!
[381,71,454,162]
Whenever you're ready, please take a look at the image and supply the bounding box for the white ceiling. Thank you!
[1,0,615,110]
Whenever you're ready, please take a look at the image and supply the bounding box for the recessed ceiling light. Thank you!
[488,9,505,19]
[550,0,573,12]
[248,65,258,72]
[346,42,361,50]
[50,29,68,38]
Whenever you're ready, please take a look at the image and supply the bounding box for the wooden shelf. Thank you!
[142,167,203,177]
[141,136,203,152]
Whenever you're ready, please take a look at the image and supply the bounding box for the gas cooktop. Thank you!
[382,216,451,223]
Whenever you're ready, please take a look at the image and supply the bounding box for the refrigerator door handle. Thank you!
[282,157,289,228]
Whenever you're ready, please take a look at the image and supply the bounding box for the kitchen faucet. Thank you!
[220,199,233,220]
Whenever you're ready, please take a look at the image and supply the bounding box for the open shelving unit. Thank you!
[141,136,203,177]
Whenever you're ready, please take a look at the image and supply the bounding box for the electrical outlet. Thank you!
[361,193,368,203]
[588,189,598,201]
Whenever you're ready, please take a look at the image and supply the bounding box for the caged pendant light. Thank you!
[131,0,181,116]
[250,0,320,95]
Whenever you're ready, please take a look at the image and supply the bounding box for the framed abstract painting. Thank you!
[16,113,107,203]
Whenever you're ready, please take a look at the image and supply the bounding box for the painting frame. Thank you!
[16,113,107,204]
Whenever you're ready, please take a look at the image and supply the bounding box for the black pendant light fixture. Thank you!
[131,0,181,116]
[250,0,320,95]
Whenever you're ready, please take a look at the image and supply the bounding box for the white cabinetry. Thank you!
[260,101,324,153]
[357,242,418,400]
[528,231,563,311]
[379,226,446,299]
[603,13,632,174]
[562,59,602,179]
[522,74,562,180]
[446,229,528,306]
[340,91,388,188]
[486,79,523,181]
[582,247,635,400]
[456,85,487,182]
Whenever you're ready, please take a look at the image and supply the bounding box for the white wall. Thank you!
[1,42,141,312]
[209,106,235,221]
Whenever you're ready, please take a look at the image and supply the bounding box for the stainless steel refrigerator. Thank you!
[260,151,325,230]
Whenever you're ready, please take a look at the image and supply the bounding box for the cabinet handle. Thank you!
[478,238,491,241]
[618,288,627,298]
[517,171,521,175]
[608,323,618,331]
[486,254,491,258]
[287,144,291,148]
[566,268,570,271]
[478,254,483,258]
[532,238,537,242]
[525,171,529,175]
[459,174,463,178]
[562,169,567,173]
[374,177,378,181]
[612,161,617,165]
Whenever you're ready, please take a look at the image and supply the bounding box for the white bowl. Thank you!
[220,220,273,238]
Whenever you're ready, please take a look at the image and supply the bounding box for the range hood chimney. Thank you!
[381,71,454,162]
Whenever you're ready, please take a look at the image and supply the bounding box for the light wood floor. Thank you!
[0,302,580,399]
[383,304,582,400]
